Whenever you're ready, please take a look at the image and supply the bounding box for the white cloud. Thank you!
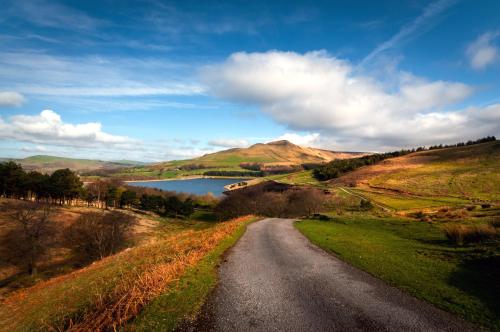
[0,91,25,107]
[208,138,249,148]
[0,52,203,98]
[21,145,47,153]
[270,133,320,147]
[0,110,137,149]
[466,31,499,70]
[201,50,499,149]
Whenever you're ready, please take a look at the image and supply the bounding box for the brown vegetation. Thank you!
[64,211,136,262]
[441,223,497,245]
[0,216,254,331]
[0,202,55,275]
[215,181,329,219]
[0,198,159,298]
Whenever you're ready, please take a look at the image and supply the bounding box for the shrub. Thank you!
[413,211,425,219]
[65,211,136,262]
[214,182,328,220]
[442,223,496,245]
[359,199,373,211]
[481,203,491,209]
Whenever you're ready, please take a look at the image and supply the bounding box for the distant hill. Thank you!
[108,140,366,180]
[332,140,500,207]
[13,155,144,174]
[194,140,365,166]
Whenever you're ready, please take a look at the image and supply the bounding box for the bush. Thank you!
[442,223,496,245]
[65,211,136,262]
[214,182,328,220]
[359,199,373,211]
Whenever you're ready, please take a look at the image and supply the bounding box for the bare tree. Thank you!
[286,188,327,217]
[64,211,136,262]
[255,192,287,217]
[1,202,56,275]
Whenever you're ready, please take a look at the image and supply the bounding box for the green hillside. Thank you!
[15,155,143,174]
[270,141,499,211]
[109,140,364,180]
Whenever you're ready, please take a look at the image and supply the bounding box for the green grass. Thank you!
[295,216,500,330]
[127,217,257,331]
[266,170,326,187]
[350,188,471,211]
[367,142,500,202]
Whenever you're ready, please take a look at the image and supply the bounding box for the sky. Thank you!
[0,0,499,161]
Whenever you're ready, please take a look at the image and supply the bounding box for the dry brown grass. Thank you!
[441,223,497,245]
[0,198,159,298]
[0,215,253,332]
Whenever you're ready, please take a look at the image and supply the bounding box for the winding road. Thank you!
[193,218,476,331]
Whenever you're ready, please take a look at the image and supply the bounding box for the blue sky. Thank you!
[0,0,499,161]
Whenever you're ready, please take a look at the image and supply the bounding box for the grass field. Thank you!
[266,170,326,187]
[0,215,257,331]
[348,187,471,211]
[296,214,500,330]
[337,142,499,203]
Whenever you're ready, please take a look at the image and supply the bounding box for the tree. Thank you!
[286,188,327,216]
[0,162,26,198]
[1,202,55,275]
[64,211,136,261]
[25,171,50,201]
[119,190,137,208]
[86,180,109,208]
[49,168,82,204]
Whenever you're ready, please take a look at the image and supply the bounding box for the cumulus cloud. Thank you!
[466,31,499,70]
[200,50,499,149]
[0,91,25,107]
[0,110,137,149]
[208,138,249,148]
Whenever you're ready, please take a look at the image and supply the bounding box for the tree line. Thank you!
[0,162,198,217]
[313,136,497,181]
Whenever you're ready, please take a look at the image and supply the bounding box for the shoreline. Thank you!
[124,175,255,183]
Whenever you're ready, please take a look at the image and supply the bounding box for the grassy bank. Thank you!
[295,215,499,330]
[0,216,257,331]
[128,216,257,331]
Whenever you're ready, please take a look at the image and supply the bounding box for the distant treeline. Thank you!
[313,136,496,181]
[203,170,264,177]
[178,163,218,171]
[0,162,207,217]
[204,164,306,178]
[0,162,82,204]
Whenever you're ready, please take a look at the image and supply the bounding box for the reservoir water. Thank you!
[127,177,248,196]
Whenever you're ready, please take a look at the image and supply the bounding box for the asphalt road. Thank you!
[192,218,477,332]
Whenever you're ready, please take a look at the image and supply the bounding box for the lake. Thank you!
[127,177,248,196]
